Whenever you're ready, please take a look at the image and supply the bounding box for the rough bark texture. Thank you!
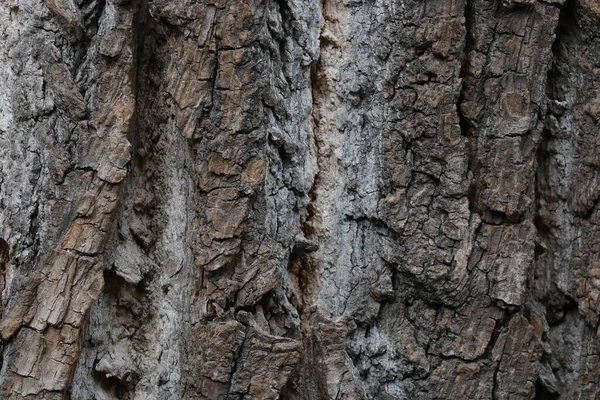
[1,0,600,398]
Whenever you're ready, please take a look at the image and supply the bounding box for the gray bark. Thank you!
[0,0,599,398]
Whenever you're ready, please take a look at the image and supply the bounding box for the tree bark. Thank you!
[0,0,599,398]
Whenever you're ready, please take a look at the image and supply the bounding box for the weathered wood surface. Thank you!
[0,0,599,398]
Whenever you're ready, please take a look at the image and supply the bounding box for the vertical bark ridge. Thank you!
[0,0,141,397]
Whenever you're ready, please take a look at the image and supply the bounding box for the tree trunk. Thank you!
[1,0,599,398]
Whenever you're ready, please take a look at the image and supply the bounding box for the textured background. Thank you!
[0,0,600,398]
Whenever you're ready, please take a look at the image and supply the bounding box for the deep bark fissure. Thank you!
[532,0,576,315]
